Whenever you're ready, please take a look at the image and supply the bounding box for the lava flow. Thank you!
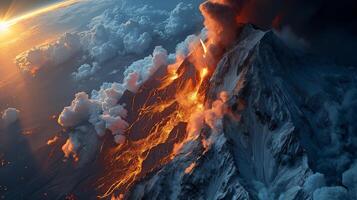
[97,0,243,197]
[97,38,212,198]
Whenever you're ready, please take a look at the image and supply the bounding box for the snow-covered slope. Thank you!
[128,25,357,200]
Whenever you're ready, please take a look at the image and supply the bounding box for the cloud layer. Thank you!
[72,62,101,81]
[15,33,81,74]
[15,0,203,74]
[58,45,172,159]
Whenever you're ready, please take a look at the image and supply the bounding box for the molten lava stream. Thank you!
[98,40,211,198]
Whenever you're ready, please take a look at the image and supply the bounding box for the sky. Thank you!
[0,0,59,19]
[0,0,114,150]
[0,0,205,150]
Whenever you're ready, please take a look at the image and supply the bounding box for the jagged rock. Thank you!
[128,24,357,200]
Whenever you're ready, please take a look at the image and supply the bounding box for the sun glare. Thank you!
[0,0,81,34]
[0,21,10,32]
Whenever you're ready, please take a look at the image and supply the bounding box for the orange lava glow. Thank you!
[98,36,212,198]
[96,0,243,197]
[184,162,196,174]
[200,39,208,58]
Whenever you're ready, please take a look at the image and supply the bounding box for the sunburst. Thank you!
[0,21,10,32]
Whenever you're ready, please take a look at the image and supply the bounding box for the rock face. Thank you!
[128,25,357,199]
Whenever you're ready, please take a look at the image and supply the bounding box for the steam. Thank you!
[188,91,228,136]
[174,91,229,155]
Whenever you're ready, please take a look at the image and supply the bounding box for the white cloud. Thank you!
[16,0,203,75]
[58,31,204,161]
[15,33,81,73]
[1,108,20,127]
[164,3,202,36]
[72,62,101,81]
[80,5,166,61]
[175,34,200,59]
[58,83,128,159]
[123,46,168,92]
[58,92,99,128]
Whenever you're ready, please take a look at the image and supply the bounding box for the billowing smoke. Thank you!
[174,91,229,155]
[199,0,241,61]
[199,0,357,65]
[200,0,240,46]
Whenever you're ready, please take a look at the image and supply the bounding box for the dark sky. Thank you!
[201,0,357,65]
[0,0,59,19]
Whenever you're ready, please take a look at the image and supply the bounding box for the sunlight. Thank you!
[0,0,81,35]
[0,21,10,32]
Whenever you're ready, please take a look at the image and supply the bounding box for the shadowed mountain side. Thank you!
[127,24,357,200]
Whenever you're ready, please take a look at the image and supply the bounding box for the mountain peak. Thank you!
[128,22,357,200]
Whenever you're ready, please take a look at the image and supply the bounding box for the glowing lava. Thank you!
[200,39,208,58]
[98,37,212,198]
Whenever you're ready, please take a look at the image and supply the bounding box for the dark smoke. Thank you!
[201,0,357,65]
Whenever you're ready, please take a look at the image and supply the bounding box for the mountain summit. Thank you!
[128,25,357,200]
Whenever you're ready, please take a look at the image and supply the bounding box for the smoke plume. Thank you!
[200,0,357,65]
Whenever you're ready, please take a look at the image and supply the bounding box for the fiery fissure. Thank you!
[98,39,211,198]
[97,0,243,194]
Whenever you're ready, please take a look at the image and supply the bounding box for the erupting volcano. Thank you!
[95,2,245,197]
[1,0,356,200]
[95,20,235,199]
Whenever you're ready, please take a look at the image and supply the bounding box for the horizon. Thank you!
[0,0,60,19]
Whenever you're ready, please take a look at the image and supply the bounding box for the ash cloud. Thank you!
[200,0,357,65]
[199,0,241,51]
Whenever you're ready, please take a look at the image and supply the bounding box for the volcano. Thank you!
[2,24,357,200]
[126,25,357,199]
